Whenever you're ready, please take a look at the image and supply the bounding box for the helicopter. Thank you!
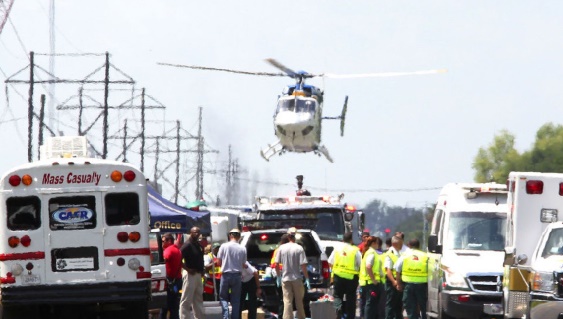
[158,59,446,162]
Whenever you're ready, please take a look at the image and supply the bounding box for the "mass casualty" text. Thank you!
[42,172,102,186]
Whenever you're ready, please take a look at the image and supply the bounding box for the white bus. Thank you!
[0,138,151,319]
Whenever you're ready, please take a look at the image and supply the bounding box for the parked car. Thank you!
[239,228,330,315]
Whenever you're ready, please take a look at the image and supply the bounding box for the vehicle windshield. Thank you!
[277,98,317,113]
[260,208,345,241]
[541,228,563,257]
[445,211,506,251]
[245,232,319,259]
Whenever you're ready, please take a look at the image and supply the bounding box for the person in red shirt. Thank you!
[161,233,183,319]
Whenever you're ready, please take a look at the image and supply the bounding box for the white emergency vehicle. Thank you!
[503,172,563,319]
[0,137,151,319]
[427,183,507,319]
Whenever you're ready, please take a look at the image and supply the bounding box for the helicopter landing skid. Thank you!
[315,145,334,163]
[260,142,284,162]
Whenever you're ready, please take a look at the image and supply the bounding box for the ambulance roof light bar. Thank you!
[255,195,342,206]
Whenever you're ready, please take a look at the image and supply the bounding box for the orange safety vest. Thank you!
[207,253,221,279]
[271,247,283,269]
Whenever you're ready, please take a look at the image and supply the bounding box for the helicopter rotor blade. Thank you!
[157,62,285,77]
[264,58,298,78]
[321,68,447,79]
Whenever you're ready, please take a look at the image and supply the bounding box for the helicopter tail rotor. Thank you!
[340,96,348,137]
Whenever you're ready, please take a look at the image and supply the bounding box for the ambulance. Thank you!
[427,183,507,319]
[503,172,563,319]
[0,137,151,318]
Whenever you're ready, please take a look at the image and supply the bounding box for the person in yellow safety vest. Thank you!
[271,234,290,319]
[328,232,362,319]
[360,236,383,319]
[395,238,428,319]
[384,234,410,319]
[203,242,221,301]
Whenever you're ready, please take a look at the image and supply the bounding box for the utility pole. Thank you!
[195,107,204,200]
[27,51,34,162]
[48,0,55,131]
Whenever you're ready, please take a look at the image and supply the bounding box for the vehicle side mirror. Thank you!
[428,235,442,254]
[515,254,528,265]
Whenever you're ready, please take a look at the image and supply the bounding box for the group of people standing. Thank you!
[159,226,428,319]
[160,227,256,319]
[330,230,428,319]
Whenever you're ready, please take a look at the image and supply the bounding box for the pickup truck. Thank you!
[239,228,330,315]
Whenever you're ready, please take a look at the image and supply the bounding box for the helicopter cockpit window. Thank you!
[295,99,316,113]
[278,99,296,112]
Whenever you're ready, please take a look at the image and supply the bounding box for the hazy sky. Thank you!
[1,1,563,209]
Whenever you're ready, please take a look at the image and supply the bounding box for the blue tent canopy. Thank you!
[148,185,211,234]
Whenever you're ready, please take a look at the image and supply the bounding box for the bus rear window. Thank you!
[105,193,140,226]
[49,196,97,231]
[7,196,41,231]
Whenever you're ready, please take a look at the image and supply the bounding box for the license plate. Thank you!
[483,303,503,315]
[22,274,41,285]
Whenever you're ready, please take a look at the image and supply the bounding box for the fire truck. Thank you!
[0,137,151,319]
[253,176,364,257]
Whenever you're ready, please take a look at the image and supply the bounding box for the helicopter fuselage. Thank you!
[273,92,322,152]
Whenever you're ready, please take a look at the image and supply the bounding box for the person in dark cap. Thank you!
[217,229,247,319]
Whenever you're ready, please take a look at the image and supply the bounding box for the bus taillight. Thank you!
[20,235,31,247]
[8,236,19,248]
[8,175,21,187]
[117,232,129,243]
[124,170,136,182]
[22,174,33,186]
[118,232,141,243]
[111,170,123,182]
[129,232,141,242]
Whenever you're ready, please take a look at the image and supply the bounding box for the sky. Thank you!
[1,1,563,210]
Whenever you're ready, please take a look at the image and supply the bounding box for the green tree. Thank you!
[473,130,521,183]
[473,123,563,182]
[525,123,563,172]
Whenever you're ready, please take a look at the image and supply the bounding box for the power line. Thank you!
[234,177,441,194]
